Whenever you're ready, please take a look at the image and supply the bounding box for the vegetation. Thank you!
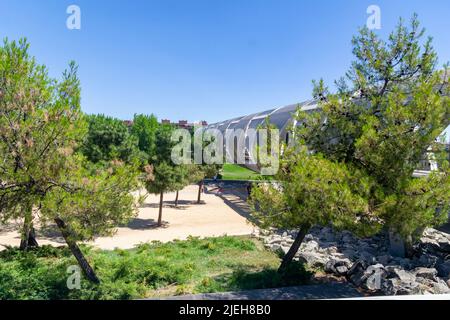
[81,114,139,164]
[130,114,159,160]
[251,15,450,272]
[220,164,261,181]
[1,14,449,299]
[0,39,141,282]
[0,236,312,300]
[191,164,221,203]
[142,123,185,225]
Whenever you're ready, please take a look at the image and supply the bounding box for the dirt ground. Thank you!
[0,184,256,250]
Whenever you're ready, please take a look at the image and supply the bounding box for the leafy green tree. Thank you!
[130,114,191,208]
[191,164,220,203]
[0,39,140,282]
[144,162,181,225]
[142,123,182,225]
[251,15,450,271]
[130,113,159,161]
[0,38,85,250]
[81,114,139,164]
[173,165,189,207]
[300,15,450,253]
[251,148,378,272]
[191,127,222,203]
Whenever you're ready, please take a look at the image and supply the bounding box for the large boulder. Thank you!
[300,240,319,252]
[324,258,352,276]
[347,261,387,291]
[413,267,438,281]
[382,278,422,296]
[390,268,416,283]
[430,279,450,294]
[297,252,327,268]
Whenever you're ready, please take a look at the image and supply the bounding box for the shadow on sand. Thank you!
[124,218,169,230]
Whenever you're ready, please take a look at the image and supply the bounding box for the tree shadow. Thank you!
[123,218,169,230]
[140,200,206,210]
[227,261,313,290]
[207,185,259,226]
[36,225,66,244]
[0,222,21,235]
[193,261,361,300]
[140,202,189,210]
[197,261,313,295]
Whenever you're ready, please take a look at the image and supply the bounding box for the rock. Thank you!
[436,261,450,278]
[304,234,315,242]
[360,252,376,264]
[382,278,422,296]
[336,265,349,275]
[417,277,450,294]
[319,228,336,242]
[420,240,442,256]
[413,267,438,281]
[284,238,294,245]
[347,261,387,291]
[430,279,450,294]
[377,255,391,265]
[267,238,281,245]
[325,246,339,255]
[365,271,385,291]
[417,254,440,268]
[297,252,327,268]
[363,247,378,256]
[324,258,351,276]
[270,243,281,251]
[393,269,416,283]
[300,240,319,252]
[347,260,369,287]
[342,235,354,243]
[438,240,450,253]
[261,226,450,296]
[281,246,291,255]
[342,249,358,259]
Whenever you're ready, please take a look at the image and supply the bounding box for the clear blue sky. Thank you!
[1,0,450,136]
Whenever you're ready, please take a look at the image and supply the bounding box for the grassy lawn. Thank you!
[0,236,312,300]
[220,164,264,181]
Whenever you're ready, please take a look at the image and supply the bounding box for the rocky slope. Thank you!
[255,226,450,295]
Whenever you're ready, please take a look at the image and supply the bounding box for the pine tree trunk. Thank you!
[54,217,100,284]
[197,180,203,204]
[175,190,179,207]
[20,205,39,251]
[388,230,406,258]
[278,224,311,273]
[158,192,164,226]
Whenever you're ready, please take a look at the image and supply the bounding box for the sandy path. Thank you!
[0,185,256,251]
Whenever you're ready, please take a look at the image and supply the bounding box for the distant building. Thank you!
[159,119,208,129]
[123,120,133,127]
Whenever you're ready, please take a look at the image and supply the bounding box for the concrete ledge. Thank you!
[156,283,362,300]
[338,294,450,300]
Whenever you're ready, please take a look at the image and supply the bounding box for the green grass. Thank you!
[220,164,263,181]
[0,236,312,300]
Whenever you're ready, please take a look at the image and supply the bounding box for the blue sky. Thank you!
[1,0,449,140]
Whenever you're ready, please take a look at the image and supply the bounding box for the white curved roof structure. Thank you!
[207,100,319,140]
[205,100,320,168]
